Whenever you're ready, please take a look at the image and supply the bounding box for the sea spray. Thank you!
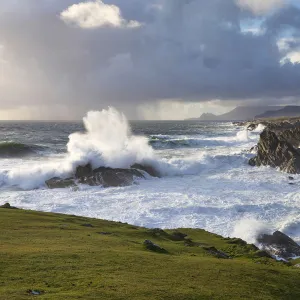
[66,108,154,169]
[232,218,271,244]
[253,124,266,133]
[236,129,249,142]
[0,109,262,190]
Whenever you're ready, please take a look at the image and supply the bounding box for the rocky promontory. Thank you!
[246,118,300,173]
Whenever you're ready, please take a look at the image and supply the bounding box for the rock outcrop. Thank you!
[46,177,76,189]
[45,163,154,189]
[249,126,300,174]
[257,231,300,259]
[77,166,144,187]
[143,240,167,253]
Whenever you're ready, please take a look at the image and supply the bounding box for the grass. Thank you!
[1,207,300,299]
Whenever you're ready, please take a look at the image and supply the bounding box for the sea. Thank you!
[0,108,299,244]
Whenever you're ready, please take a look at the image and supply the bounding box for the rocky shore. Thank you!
[236,117,300,174]
[46,163,160,189]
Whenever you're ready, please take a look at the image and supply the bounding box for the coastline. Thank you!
[2,205,300,299]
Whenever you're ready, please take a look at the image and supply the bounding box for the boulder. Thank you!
[46,164,146,189]
[257,231,300,259]
[143,240,167,253]
[45,177,76,189]
[131,163,161,178]
[75,164,93,178]
[249,129,300,174]
[78,167,145,187]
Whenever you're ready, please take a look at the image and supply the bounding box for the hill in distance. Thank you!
[256,106,300,119]
[189,106,300,121]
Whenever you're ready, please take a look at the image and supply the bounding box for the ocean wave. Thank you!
[0,141,49,158]
[149,129,252,149]
[0,108,259,190]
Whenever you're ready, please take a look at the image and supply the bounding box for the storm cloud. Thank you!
[0,0,300,119]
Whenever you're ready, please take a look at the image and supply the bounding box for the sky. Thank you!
[0,0,300,120]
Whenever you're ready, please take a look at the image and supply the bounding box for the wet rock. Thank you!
[45,177,76,189]
[247,123,258,131]
[78,167,145,187]
[46,164,146,189]
[249,145,258,154]
[143,240,167,253]
[131,163,161,178]
[289,176,295,180]
[75,164,93,178]
[249,129,300,174]
[0,203,18,209]
[257,231,300,259]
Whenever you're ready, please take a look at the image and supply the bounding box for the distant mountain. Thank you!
[195,113,219,121]
[194,106,281,121]
[255,106,300,119]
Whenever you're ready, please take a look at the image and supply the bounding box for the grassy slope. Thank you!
[1,208,300,300]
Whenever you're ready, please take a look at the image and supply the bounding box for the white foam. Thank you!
[232,218,271,244]
[253,123,266,133]
[1,109,300,245]
[236,129,249,142]
[67,108,155,169]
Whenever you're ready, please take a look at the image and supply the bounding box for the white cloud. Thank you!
[285,51,300,64]
[60,0,141,29]
[236,0,286,15]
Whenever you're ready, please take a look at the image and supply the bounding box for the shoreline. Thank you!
[2,204,300,299]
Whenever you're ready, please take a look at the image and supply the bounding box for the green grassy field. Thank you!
[1,207,300,300]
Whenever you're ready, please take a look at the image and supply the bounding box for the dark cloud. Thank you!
[0,0,300,119]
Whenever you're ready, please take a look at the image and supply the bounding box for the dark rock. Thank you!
[143,240,167,253]
[203,246,230,259]
[46,164,146,189]
[170,231,188,241]
[249,145,258,153]
[257,231,300,259]
[249,129,300,174]
[79,167,145,187]
[289,176,295,180]
[247,123,258,131]
[75,164,93,178]
[131,163,161,178]
[45,177,76,189]
[0,203,18,209]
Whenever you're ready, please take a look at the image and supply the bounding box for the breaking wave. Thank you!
[0,141,49,158]
[0,108,259,190]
